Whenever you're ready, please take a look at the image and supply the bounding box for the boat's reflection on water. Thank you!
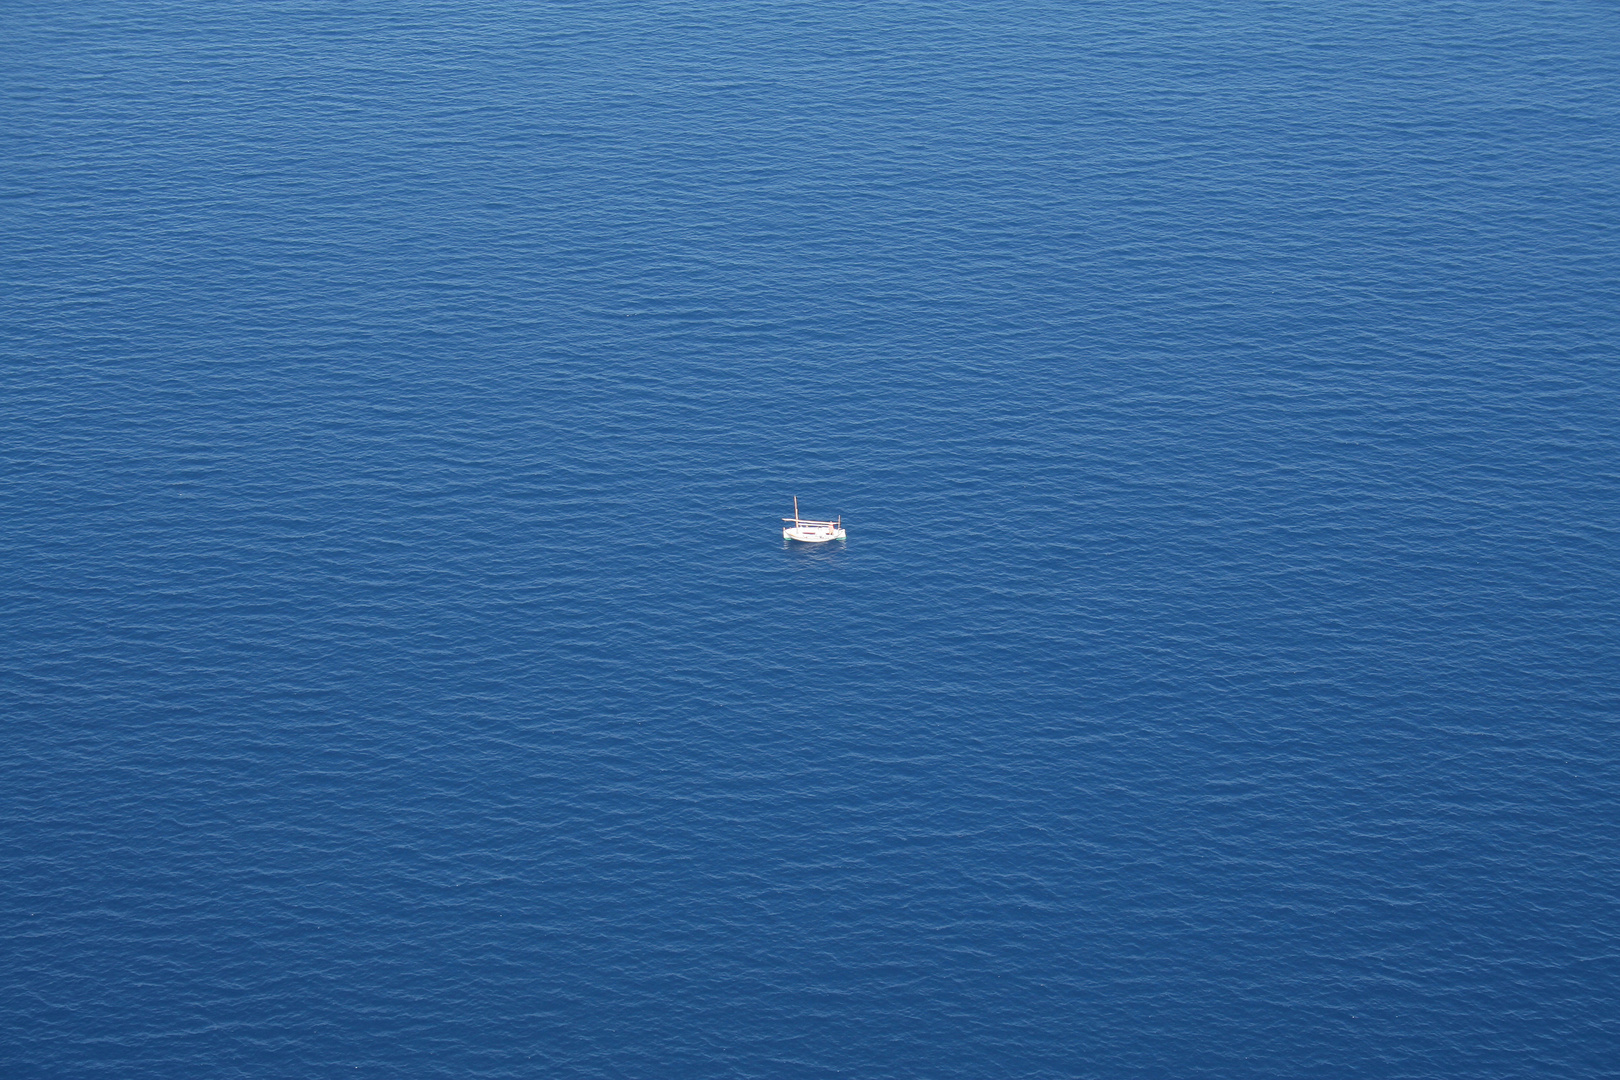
[781,537,846,561]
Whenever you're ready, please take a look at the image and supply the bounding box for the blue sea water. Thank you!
[3,1,1618,1076]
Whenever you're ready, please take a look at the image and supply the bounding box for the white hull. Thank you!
[784,525,845,542]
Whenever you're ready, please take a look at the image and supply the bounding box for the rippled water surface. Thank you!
[4,2,1618,1077]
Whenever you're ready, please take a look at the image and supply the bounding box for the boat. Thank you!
[782,497,845,542]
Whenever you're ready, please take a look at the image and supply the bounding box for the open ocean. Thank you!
[4,2,1618,1077]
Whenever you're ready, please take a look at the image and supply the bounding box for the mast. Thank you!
[793,496,800,524]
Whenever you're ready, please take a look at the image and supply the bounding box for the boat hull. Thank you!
[783,526,845,542]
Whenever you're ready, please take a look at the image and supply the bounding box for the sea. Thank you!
[3,2,1617,1077]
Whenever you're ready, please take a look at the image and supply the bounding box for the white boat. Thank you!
[782,497,845,542]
